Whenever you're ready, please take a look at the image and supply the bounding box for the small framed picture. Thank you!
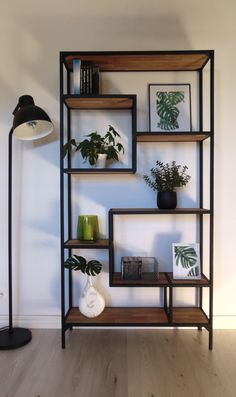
[172,243,201,280]
[149,84,192,132]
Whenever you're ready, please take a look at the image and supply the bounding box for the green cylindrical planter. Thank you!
[77,215,99,241]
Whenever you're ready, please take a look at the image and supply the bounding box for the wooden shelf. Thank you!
[64,239,109,249]
[112,272,169,287]
[63,168,135,174]
[172,307,209,324]
[66,307,169,325]
[64,95,135,109]
[136,132,210,143]
[167,272,210,287]
[109,208,211,215]
[65,307,209,326]
[111,272,210,287]
[63,51,211,72]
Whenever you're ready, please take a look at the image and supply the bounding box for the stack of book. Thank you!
[73,59,100,95]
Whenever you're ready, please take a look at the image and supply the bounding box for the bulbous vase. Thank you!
[78,276,105,318]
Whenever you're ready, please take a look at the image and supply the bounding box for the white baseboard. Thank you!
[1,315,236,329]
[213,316,236,329]
[0,315,61,329]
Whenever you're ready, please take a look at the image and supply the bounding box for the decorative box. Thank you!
[141,257,158,280]
[121,256,158,280]
[121,256,142,280]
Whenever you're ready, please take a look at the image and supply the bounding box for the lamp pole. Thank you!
[8,128,13,333]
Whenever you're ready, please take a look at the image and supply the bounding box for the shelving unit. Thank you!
[60,50,214,349]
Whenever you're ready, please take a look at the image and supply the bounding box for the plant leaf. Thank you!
[64,255,102,276]
[63,139,78,158]
[174,246,197,269]
[86,260,102,276]
[156,91,184,131]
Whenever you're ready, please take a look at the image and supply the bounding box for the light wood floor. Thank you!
[1,329,236,397]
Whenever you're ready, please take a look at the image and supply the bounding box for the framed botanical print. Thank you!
[172,243,201,280]
[149,84,192,132]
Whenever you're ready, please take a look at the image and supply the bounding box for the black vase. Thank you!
[157,191,177,209]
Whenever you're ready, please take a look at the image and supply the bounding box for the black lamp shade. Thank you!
[13,95,53,141]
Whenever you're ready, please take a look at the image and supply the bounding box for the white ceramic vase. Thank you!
[78,275,105,318]
[95,153,107,168]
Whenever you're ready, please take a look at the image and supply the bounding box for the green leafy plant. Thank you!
[63,125,124,166]
[174,246,199,277]
[64,255,102,276]
[156,91,184,130]
[143,160,191,192]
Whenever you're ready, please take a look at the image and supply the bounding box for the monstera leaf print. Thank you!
[174,245,200,277]
[156,91,185,131]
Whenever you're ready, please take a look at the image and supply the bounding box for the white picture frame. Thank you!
[172,243,201,280]
[149,84,192,132]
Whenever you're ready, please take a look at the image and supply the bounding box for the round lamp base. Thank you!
[0,327,32,350]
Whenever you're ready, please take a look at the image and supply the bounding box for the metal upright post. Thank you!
[60,53,66,349]
[209,51,215,350]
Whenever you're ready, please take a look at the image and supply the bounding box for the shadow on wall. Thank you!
[1,14,192,166]
[1,14,192,107]
[152,231,182,272]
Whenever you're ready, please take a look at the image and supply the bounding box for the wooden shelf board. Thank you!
[136,132,210,143]
[109,208,211,215]
[167,272,210,287]
[65,307,208,326]
[112,272,169,286]
[172,307,209,324]
[63,52,210,72]
[66,307,169,325]
[64,239,109,249]
[64,96,134,109]
[63,168,135,174]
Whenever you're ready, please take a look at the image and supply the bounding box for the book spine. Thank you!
[89,64,93,94]
[81,63,86,94]
[85,64,90,94]
[73,59,81,94]
[92,65,100,94]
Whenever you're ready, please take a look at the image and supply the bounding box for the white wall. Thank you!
[0,0,235,328]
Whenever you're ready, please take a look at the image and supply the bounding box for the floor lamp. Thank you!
[0,95,53,350]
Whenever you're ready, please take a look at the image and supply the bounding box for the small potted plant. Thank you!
[143,160,191,209]
[64,255,105,318]
[63,125,124,167]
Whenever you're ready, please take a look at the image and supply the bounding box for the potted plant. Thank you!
[143,160,191,209]
[64,255,105,318]
[63,125,124,167]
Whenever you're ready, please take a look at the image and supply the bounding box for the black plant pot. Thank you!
[157,191,177,209]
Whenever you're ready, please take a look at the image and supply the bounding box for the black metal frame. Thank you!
[60,50,214,350]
